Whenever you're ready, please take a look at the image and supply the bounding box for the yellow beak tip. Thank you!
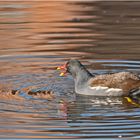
[59,72,64,76]
[57,67,61,70]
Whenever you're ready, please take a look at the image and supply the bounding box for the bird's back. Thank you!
[89,72,140,95]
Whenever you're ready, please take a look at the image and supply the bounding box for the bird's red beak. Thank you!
[56,64,67,76]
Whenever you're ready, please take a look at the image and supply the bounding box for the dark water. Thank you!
[0,1,140,139]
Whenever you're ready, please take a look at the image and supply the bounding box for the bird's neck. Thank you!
[75,66,92,87]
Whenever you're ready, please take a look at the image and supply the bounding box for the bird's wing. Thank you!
[89,72,140,94]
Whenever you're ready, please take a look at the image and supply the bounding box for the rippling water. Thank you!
[0,1,140,139]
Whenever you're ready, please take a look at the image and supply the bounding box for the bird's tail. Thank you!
[126,88,140,105]
[129,88,140,98]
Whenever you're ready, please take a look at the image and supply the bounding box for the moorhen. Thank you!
[57,59,140,96]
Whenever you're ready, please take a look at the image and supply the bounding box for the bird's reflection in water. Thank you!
[65,94,140,121]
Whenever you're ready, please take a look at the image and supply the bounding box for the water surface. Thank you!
[0,1,140,139]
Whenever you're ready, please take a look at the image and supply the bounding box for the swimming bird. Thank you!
[57,59,140,96]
